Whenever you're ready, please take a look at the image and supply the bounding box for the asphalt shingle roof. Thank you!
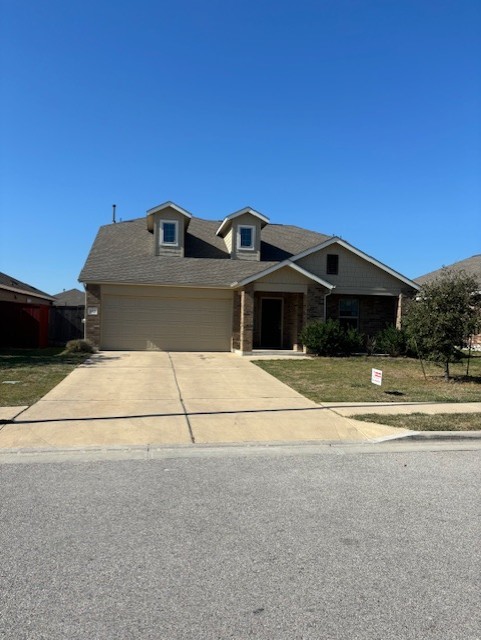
[53,288,85,306]
[79,216,331,287]
[415,255,481,287]
[0,272,53,300]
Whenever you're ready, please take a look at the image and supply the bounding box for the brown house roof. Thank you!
[53,288,85,306]
[0,272,54,301]
[415,255,481,287]
[79,216,331,287]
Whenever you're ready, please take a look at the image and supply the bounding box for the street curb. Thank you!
[0,431,480,459]
[399,430,481,441]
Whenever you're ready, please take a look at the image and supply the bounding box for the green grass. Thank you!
[0,348,89,407]
[254,354,481,403]
[352,412,481,431]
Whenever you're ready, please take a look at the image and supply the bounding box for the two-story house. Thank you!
[79,201,419,353]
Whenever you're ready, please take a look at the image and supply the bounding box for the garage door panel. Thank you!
[101,288,233,351]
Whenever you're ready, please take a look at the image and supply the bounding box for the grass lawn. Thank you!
[0,348,89,407]
[352,412,481,431]
[254,354,481,404]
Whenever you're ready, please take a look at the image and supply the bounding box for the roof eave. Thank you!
[231,260,335,289]
[290,237,420,291]
[146,201,193,232]
[0,283,55,301]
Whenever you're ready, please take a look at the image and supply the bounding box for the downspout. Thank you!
[324,289,333,322]
[82,283,87,339]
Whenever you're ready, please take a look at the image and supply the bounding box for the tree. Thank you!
[404,269,481,381]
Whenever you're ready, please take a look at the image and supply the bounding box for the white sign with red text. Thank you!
[371,368,383,386]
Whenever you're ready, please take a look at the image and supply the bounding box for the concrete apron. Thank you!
[0,352,410,450]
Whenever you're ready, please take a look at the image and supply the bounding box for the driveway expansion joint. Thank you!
[167,352,195,444]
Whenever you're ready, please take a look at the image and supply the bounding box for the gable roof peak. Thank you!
[146,201,193,218]
[146,201,193,232]
[216,206,270,238]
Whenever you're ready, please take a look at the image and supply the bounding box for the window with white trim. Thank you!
[237,225,255,250]
[160,220,178,246]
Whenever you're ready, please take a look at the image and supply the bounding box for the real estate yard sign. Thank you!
[371,368,383,386]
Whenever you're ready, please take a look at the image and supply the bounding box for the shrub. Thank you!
[62,339,96,354]
[300,319,363,356]
[345,326,365,353]
[374,325,408,357]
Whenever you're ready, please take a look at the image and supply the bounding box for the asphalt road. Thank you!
[1,446,480,640]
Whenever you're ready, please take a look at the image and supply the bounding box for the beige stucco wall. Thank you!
[297,244,412,295]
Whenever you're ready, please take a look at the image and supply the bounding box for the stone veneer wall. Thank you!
[232,290,242,351]
[239,284,254,353]
[85,284,101,347]
[306,284,326,323]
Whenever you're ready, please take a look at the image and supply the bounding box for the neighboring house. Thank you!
[0,272,55,348]
[50,288,85,345]
[416,254,481,348]
[79,201,420,354]
[53,288,85,306]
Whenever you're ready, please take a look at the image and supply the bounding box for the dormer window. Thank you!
[216,207,268,260]
[160,220,178,246]
[238,225,255,250]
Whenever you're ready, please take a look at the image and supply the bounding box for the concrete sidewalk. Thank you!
[0,352,412,450]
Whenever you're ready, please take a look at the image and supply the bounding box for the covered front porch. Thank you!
[231,272,332,355]
[231,283,406,356]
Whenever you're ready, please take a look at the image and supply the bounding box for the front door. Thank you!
[260,298,283,348]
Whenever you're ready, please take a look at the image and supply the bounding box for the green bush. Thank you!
[300,319,364,356]
[374,325,408,357]
[62,339,96,354]
[345,326,365,353]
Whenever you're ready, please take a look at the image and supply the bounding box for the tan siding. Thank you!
[231,213,261,261]
[255,266,312,285]
[154,208,186,257]
[298,244,407,295]
[224,228,233,254]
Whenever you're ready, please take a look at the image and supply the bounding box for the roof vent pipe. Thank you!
[112,204,117,223]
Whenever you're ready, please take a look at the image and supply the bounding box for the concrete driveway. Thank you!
[0,352,409,449]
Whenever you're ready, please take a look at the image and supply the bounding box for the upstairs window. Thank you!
[160,220,178,246]
[326,254,339,275]
[238,225,255,250]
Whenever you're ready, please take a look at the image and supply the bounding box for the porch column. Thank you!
[240,284,254,354]
[287,293,305,352]
[396,293,403,329]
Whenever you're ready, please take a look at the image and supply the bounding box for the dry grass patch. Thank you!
[352,412,481,431]
[254,355,481,404]
[0,348,89,407]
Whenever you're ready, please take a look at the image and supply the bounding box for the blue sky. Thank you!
[1,0,480,295]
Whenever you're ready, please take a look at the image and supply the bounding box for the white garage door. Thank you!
[101,285,233,351]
